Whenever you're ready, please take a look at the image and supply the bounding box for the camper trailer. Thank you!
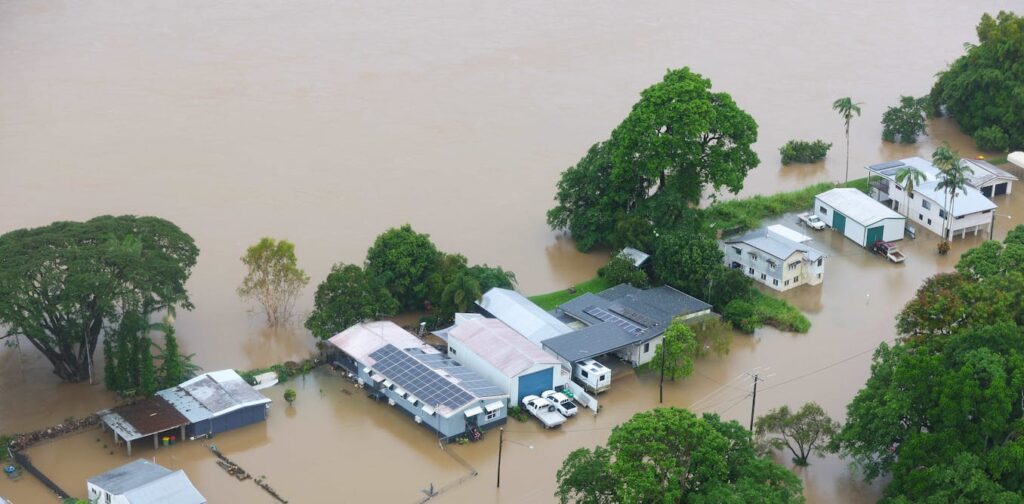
[573,359,611,393]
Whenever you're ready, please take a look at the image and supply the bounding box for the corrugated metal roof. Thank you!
[156,388,212,424]
[122,470,205,504]
[178,370,271,417]
[477,288,573,344]
[913,180,996,216]
[724,228,826,262]
[90,460,205,503]
[816,188,905,226]
[328,321,424,365]
[543,322,640,363]
[448,318,560,378]
[100,396,190,441]
[1009,152,1024,170]
[618,247,650,267]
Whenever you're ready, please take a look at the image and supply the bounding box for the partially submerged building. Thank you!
[477,288,573,345]
[87,459,205,504]
[866,157,1001,240]
[722,225,827,291]
[329,321,508,441]
[100,370,271,455]
[545,284,712,368]
[447,318,568,404]
[815,188,907,246]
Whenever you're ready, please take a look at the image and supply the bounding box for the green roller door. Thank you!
[866,226,884,246]
[832,212,846,234]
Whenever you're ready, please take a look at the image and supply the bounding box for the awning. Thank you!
[464,406,484,417]
[484,401,504,413]
[362,367,371,374]
[421,404,436,416]
[383,379,393,388]
[393,387,406,397]
[370,374,385,383]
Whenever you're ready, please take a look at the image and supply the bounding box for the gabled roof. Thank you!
[477,288,573,344]
[328,321,425,365]
[178,370,271,417]
[962,158,1018,187]
[816,188,904,226]
[724,228,825,262]
[448,318,560,378]
[100,396,190,442]
[89,460,205,503]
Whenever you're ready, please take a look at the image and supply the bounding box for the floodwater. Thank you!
[0,0,1020,502]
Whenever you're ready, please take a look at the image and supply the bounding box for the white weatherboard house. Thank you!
[87,459,205,504]
[815,188,906,247]
[866,157,1002,240]
[722,226,827,291]
[447,318,569,404]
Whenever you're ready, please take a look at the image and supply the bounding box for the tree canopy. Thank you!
[881,96,928,144]
[237,237,310,327]
[548,68,759,251]
[756,402,839,466]
[555,408,804,504]
[931,11,1024,150]
[304,263,399,340]
[831,228,1024,502]
[650,321,699,381]
[0,215,198,382]
[365,224,442,311]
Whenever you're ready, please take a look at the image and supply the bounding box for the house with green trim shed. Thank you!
[814,188,906,247]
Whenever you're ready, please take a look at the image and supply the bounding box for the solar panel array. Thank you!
[610,305,659,328]
[369,345,474,411]
[412,351,506,398]
[584,307,645,335]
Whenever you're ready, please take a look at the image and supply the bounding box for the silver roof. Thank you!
[90,460,206,503]
[478,288,573,344]
[178,370,271,417]
[89,459,172,495]
[724,228,826,262]
[156,388,212,424]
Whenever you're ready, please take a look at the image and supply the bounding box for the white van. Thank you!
[574,359,611,393]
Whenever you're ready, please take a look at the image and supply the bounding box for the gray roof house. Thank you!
[87,459,205,504]
[544,285,712,367]
[722,226,827,291]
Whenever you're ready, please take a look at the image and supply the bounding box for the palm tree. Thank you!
[441,273,482,314]
[894,165,926,216]
[932,143,969,243]
[833,97,863,184]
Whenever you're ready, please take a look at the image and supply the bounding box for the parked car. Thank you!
[573,359,611,394]
[798,212,826,230]
[541,390,577,417]
[521,395,566,429]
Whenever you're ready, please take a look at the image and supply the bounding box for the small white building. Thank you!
[866,157,998,240]
[447,318,569,404]
[722,226,827,291]
[87,459,205,504]
[815,188,906,247]
[477,288,573,345]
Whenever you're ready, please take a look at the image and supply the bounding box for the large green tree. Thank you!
[555,408,804,504]
[881,96,928,144]
[0,216,198,382]
[548,68,759,251]
[365,224,442,310]
[831,229,1024,501]
[931,11,1024,150]
[237,237,310,327]
[755,402,839,466]
[304,263,399,340]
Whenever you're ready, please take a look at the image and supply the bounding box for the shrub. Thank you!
[779,140,832,165]
[974,125,1009,152]
[751,293,810,333]
[598,255,650,288]
[722,299,757,333]
[508,406,529,422]
[284,388,297,404]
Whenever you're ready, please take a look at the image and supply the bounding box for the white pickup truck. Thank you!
[798,212,826,230]
[541,390,578,417]
[521,395,566,429]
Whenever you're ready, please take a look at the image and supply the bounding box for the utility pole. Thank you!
[496,427,504,488]
[749,373,762,432]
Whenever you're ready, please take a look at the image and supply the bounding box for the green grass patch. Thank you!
[750,292,810,333]
[528,277,613,311]
[705,178,868,236]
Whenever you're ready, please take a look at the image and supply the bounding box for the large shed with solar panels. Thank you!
[547,284,712,368]
[328,321,508,441]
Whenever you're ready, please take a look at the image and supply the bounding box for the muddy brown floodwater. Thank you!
[1,1,1020,502]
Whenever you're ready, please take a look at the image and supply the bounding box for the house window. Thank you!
[820,206,828,214]
[643,342,650,353]
[732,246,742,255]
[927,218,932,225]
[922,200,931,210]
[599,375,606,381]
[580,370,589,378]
[787,262,799,271]
[450,347,457,355]
[817,258,823,266]
[784,280,790,286]
[767,260,776,270]
[106,494,111,504]
[909,193,915,199]
[772,279,779,286]
[748,252,758,261]
[794,276,800,283]
[760,273,766,280]
[918,214,924,220]
[748,267,754,275]
[939,209,946,219]
[817,273,822,278]
[485,410,498,421]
